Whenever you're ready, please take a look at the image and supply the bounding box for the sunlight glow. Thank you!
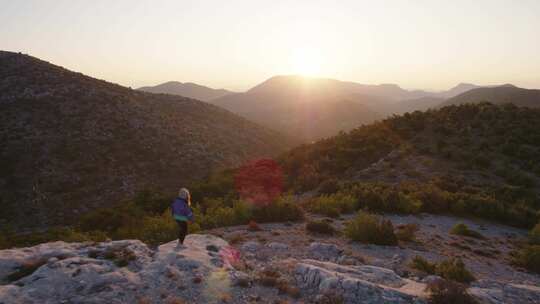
[290,48,323,76]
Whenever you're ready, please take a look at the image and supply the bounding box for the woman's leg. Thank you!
[177,221,188,244]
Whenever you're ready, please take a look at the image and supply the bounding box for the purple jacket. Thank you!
[171,198,194,222]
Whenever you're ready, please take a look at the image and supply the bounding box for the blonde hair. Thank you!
[178,188,191,205]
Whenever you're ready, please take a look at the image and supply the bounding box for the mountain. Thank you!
[208,76,502,141]
[436,83,483,99]
[441,85,540,108]
[0,51,294,230]
[210,75,431,141]
[137,81,233,101]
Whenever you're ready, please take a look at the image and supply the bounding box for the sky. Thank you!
[1,0,540,91]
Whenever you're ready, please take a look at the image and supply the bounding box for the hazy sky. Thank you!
[1,0,539,91]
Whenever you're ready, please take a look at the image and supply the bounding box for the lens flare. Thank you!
[234,158,284,206]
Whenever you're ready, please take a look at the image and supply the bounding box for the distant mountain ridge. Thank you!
[208,75,490,140]
[144,75,540,141]
[138,81,233,101]
[210,75,387,141]
[442,85,540,108]
[0,51,294,230]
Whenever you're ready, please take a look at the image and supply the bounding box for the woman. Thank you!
[171,188,194,248]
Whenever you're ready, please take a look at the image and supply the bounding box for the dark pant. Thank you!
[176,220,188,244]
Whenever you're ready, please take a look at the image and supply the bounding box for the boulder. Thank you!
[241,241,261,252]
[309,242,343,261]
[267,242,288,250]
[295,259,428,303]
[469,279,540,304]
[0,234,238,304]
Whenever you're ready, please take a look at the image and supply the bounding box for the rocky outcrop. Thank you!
[2,229,540,304]
[295,259,427,303]
[0,234,238,304]
[309,242,343,261]
[469,279,540,304]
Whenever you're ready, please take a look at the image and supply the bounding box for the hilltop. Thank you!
[138,81,233,101]
[0,51,294,230]
[442,85,540,108]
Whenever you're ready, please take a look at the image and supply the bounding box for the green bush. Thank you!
[133,189,171,214]
[307,193,357,217]
[395,223,419,242]
[514,245,540,274]
[427,279,478,304]
[450,223,485,239]
[529,223,540,245]
[411,256,475,284]
[344,212,397,245]
[0,227,108,250]
[252,195,304,223]
[318,178,340,195]
[129,212,177,246]
[410,255,436,274]
[436,258,475,283]
[306,220,336,235]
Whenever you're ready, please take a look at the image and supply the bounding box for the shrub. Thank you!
[410,255,436,274]
[135,212,178,246]
[344,212,397,246]
[133,189,171,214]
[306,220,336,235]
[318,178,340,195]
[529,223,540,245]
[426,278,478,304]
[0,234,8,249]
[396,223,419,242]
[513,245,540,274]
[450,223,484,239]
[307,193,357,217]
[436,258,475,283]
[252,195,304,223]
[198,200,252,229]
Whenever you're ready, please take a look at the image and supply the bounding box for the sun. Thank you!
[290,48,323,76]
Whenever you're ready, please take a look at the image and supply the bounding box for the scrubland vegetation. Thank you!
[450,223,485,239]
[305,220,336,235]
[2,104,540,255]
[344,211,397,245]
[410,255,475,284]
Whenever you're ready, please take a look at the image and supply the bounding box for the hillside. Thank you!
[0,51,293,230]
[442,85,540,108]
[280,103,540,227]
[137,81,233,101]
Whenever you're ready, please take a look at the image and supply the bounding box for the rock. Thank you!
[421,275,443,285]
[295,259,428,303]
[0,234,238,303]
[336,255,358,266]
[309,242,343,261]
[241,241,261,252]
[469,279,540,304]
[267,242,288,250]
[231,270,251,287]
